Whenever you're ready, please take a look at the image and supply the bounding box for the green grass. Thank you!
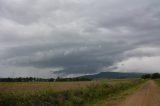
[154,79,160,86]
[94,79,146,106]
[0,79,145,106]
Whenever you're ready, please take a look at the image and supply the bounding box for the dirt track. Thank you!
[118,80,160,106]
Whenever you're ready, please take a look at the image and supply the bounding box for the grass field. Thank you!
[0,81,100,91]
[0,79,145,106]
[0,79,133,91]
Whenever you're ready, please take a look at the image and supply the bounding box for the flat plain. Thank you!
[0,79,145,106]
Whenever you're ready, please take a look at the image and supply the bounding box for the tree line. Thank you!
[0,77,92,82]
[141,73,160,79]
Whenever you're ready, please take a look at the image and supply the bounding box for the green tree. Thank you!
[141,74,151,79]
[152,73,160,79]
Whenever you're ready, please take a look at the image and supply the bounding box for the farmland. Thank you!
[0,81,99,91]
[0,79,135,91]
[0,79,145,106]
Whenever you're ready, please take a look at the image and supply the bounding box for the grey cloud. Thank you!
[0,0,160,77]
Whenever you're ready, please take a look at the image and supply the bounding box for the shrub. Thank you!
[141,74,151,79]
[152,73,160,79]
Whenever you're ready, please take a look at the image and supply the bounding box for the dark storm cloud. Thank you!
[0,0,160,77]
[1,41,130,68]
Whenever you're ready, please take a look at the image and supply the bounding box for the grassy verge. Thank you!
[154,79,160,86]
[0,79,145,106]
[93,79,146,106]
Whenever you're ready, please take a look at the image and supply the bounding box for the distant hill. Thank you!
[80,72,144,79]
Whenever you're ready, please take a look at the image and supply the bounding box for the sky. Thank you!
[0,0,160,78]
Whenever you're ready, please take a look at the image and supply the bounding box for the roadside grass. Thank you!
[0,79,144,106]
[154,79,160,86]
[93,79,146,106]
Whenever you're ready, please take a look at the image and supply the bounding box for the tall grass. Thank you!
[155,79,160,86]
[0,79,144,106]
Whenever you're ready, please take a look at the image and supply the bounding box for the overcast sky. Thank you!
[0,0,160,78]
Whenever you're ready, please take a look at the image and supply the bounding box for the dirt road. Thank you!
[118,80,160,106]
